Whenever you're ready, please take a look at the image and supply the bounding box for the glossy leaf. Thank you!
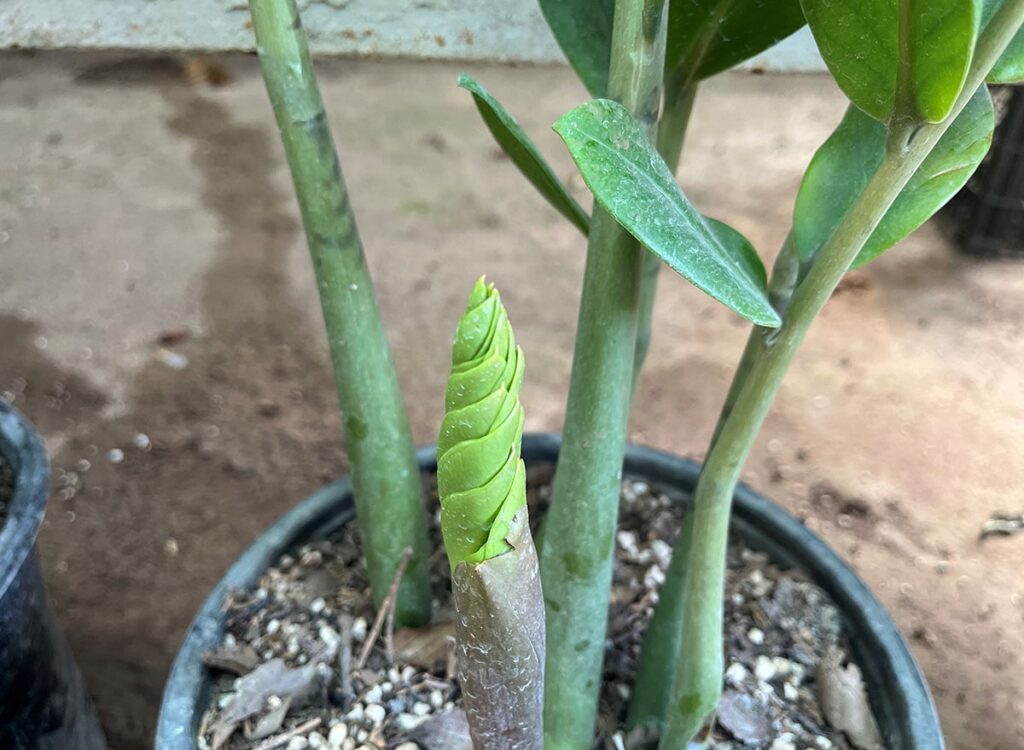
[800,0,898,121]
[541,0,805,96]
[554,99,780,327]
[538,0,615,97]
[705,218,768,290]
[459,74,590,235]
[983,0,1024,83]
[801,0,979,123]
[794,86,994,267]
[910,1,982,121]
[666,0,806,81]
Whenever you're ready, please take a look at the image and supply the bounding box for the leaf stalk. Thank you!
[659,2,1024,743]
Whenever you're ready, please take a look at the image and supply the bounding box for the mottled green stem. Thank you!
[628,233,797,729]
[660,5,1024,744]
[248,0,431,626]
[539,1,668,746]
[626,507,695,729]
[633,81,697,392]
[708,233,800,448]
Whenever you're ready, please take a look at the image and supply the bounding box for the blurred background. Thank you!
[0,4,1023,748]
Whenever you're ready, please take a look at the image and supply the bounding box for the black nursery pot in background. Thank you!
[948,85,1024,257]
[0,402,106,750]
[157,433,944,750]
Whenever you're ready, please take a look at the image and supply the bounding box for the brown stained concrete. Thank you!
[0,51,1021,749]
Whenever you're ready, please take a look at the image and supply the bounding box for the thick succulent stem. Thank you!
[248,0,431,625]
[628,233,797,729]
[439,280,543,749]
[539,0,668,746]
[659,5,1024,745]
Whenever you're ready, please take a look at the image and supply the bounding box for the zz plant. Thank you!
[247,0,1024,746]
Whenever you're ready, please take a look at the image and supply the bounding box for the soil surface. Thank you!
[199,472,875,750]
[1,51,1022,750]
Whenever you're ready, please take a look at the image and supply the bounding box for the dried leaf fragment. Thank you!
[407,709,473,750]
[817,649,883,750]
[393,622,456,670]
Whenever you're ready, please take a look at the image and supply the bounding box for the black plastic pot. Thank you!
[0,402,106,749]
[157,433,943,749]
[947,85,1024,257]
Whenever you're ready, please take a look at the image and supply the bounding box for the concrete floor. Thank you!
[1,51,1022,749]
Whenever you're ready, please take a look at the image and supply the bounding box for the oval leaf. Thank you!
[554,99,780,327]
[704,218,768,292]
[539,0,615,98]
[910,1,981,122]
[542,0,806,96]
[666,0,806,81]
[983,0,1024,83]
[794,86,994,267]
[801,0,979,123]
[801,0,898,121]
[459,74,590,236]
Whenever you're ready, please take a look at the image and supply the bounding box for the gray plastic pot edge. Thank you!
[156,432,943,750]
[0,401,106,750]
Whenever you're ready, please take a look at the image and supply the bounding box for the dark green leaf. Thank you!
[800,0,897,121]
[794,86,994,267]
[983,0,1024,83]
[538,0,615,97]
[554,99,780,327]
[909,1,981,122]
[540,0,805,97]
[800,0,979,123]
[705,218,768,291]
[666,0,806,82]
[459,74,590,236]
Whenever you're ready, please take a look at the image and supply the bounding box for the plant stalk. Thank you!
[627,233,797,729]
[539,0,668,746]
[248,0,431,626]
[659,4,1024,743]
[708,233,801,448]
[633,81,697,392]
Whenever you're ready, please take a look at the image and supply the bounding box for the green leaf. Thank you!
[554,99,780,327]
[800,0,979,123]
[538,0,615,97]
[800,0,898,121]
[540,0,805,96]
[794,86,994,267]
[983,0,1024,83]
[666,0,806,82]
[909,1,981,122]
[459,74,591,235]
[705,218,768,291]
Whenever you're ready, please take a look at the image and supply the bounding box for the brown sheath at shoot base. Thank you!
[451,509,545,749]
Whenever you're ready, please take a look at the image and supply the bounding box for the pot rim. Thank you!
[157,432,944,749]
[0,402,49,600]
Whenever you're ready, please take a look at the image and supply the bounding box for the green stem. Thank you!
[539,0,668,746]
[633,81,697,392]
[708,233,800,449]
[633,0,737,393]
[889,0,919,151]
[627,234,796,730]
[248,0,431,626]
[660,4,1024,744]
